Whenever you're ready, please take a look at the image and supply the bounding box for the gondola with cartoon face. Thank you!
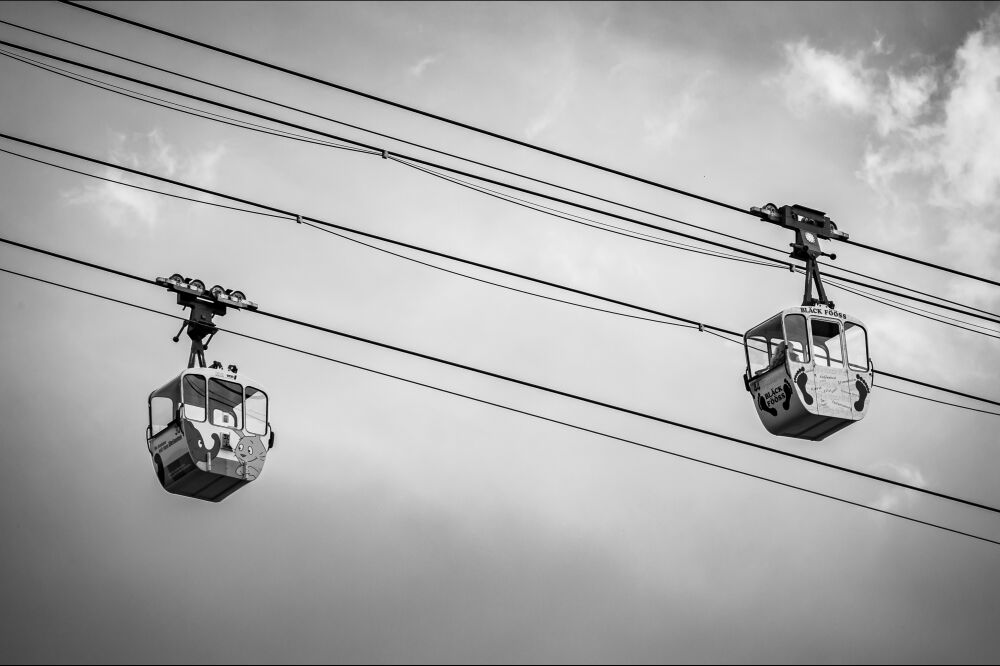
[743,205,872,440]
[144,274,275,502]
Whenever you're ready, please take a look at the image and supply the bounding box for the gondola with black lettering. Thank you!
[743,205,873,441]
[145,275,275,502]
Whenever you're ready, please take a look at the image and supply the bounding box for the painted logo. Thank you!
[183,420,220,464]
[234,435,267,481]
[794,367,813,405]
[854,375,870,411]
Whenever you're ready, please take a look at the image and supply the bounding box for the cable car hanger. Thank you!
[743,204,871,441]
[145,274,274,502]
[750,203,847,309]
[156,273,257,367]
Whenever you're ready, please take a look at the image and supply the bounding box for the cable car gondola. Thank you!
[743,205,873,441]
[145,274,275,502]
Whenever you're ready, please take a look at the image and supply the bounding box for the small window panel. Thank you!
[810,319,844,369]
[245,387,268,435]
[844,322,870,371]
[150,396,175,435]
[209,378,244,429]
[182,374,207,422]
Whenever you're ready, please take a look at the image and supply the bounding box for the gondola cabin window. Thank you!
[150,396,174,435]
[209,378,244,429]
[183,374,206,421]
[783,314,810,363]
[810,319,844,368]
[245,387,268,435]
[844,322,870,371]
[745,314,783,377]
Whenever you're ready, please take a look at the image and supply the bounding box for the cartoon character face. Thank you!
[233,434,267,481]
[184,420,220,464]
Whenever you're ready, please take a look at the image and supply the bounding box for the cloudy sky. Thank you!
[1,1,999,662]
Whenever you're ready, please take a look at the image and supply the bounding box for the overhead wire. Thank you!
[299,220,700,330]
[0,131,742,336]
[5,15,994,322]
[58,0,753,217]
[0,47,378,156]
[0,36,777,272]
[2,131,997,410]
[0,16,786,258]
[398,153,1000,331]
[0,41,783,272]
[385,154,781,269]
[2,233,1000,514]
[0,144,704,332]
[58,0,1000,289]
[823,275,1000,340]
[1,37,996,328]
[876,385,1000,417]
[2,149,988,417]
[3,147,990,418]
[0,147,289,220]
[15,11,994,319]
[2,47,988,333]
[2,262,998,547]
[0,36,803,268]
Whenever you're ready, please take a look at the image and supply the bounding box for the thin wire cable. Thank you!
[1,235,998,515]
[393,151,1000,322]
[0,48,378,156]
[57,0,1000,289]
[0,147,987,419]
[387,154,781,269]
[0,131,744,337]
[300,221,698,330]
[825,260,999,320]
[0,42,784,272]
[783,267,1000,340]
[877,385,1000,417]
[2,132,996,409]
[876,368,999,407]
[6,149,994,420]
[709,318,1000,412]
[6,16,993,322]
[58,0,753,216]
[0,147,288,220]
[2,262,999,548]
[4,135,991,355]
[3,38,996,326]
[0,17,786,258]
[0,146,698,331]
[824,276,1000,340]
[29,8,990,320]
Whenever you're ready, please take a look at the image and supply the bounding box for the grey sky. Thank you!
[1,1,999,663]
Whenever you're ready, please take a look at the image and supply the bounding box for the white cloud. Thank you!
[63,129,226,229]
[868,462,927,513]
[935,18,1000,208]
[872,30,893,56]
[779,10,1000,277]
[779,40,874,115]
[874,70,937,136]
[184,144,226,189]
[409,54,442,78]
[640,75,706,150]
[524,78,575,140]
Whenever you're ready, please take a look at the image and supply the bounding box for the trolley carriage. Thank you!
[744,306,872,440]
[147,365,274,502]
[743,203,872,440]
[144,274,275,501]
